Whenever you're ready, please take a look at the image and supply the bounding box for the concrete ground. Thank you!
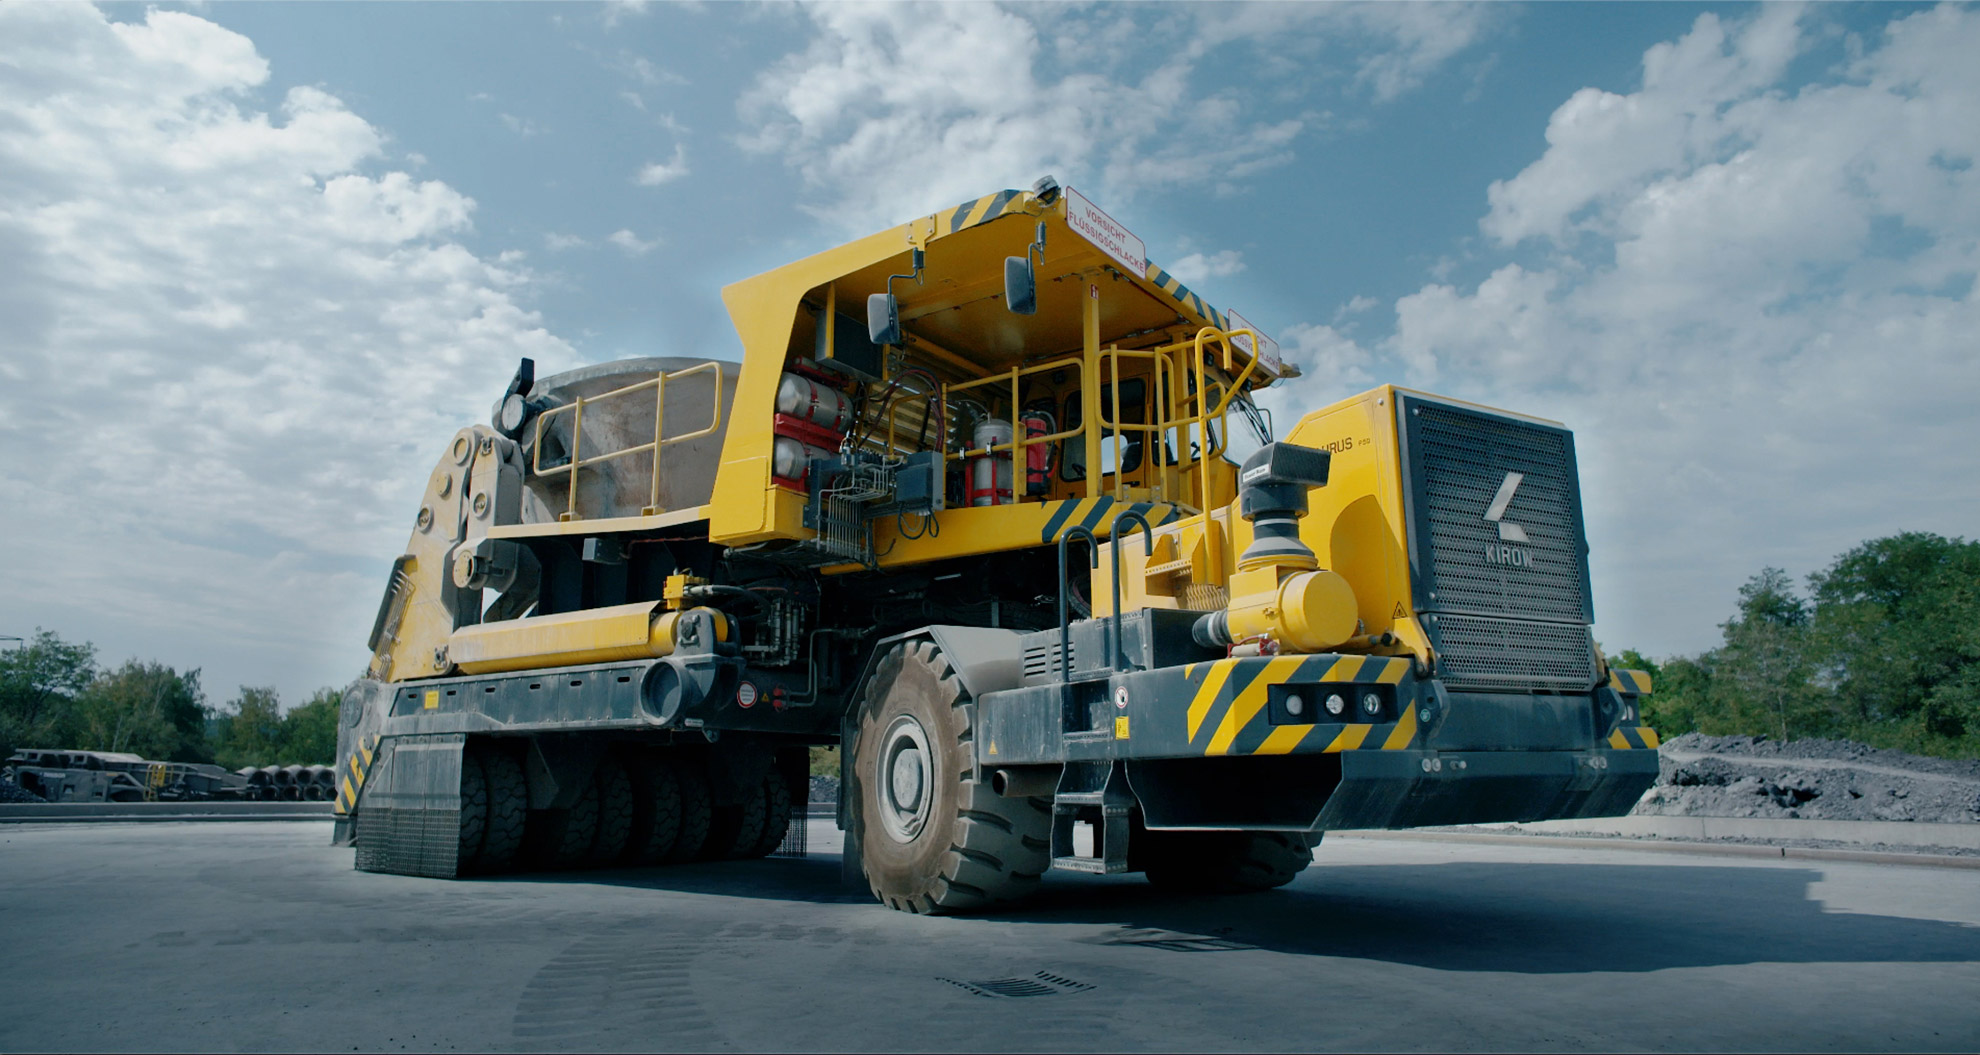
[2,820,1977,1052]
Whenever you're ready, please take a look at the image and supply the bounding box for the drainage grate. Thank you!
[939,971,1095,998]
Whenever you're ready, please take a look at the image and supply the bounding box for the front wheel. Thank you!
[1140,830,1316,893]
[853,641,1050,914]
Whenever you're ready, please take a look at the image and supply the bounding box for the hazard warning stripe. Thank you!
[928,188,1237,334]
[334,733,382,814]
[1606,668,1653,695]
[1607,726,1660,750]
[1185,655,1416,756]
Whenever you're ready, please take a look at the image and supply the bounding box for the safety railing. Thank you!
[872,327,1262,511]
[531,360,725,521]
[1085,327,1260,506]
[937,352,1088,491]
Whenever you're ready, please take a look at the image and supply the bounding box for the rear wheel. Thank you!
[543,772,602,869]
[661,758,713,863]
[586,757,635,866]
[624,754,683,864]
[458,752,489,871]
[854,641,1050,914]
[739,771,793,859]
[1141,830,1315,893]
[478,747,528,872]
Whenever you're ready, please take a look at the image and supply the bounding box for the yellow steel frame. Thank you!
[531,360,726,521]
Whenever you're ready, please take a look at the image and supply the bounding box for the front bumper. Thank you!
[976,651,1661,831]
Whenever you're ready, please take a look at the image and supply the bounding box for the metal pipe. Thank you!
[1108,509,1155,671]
[1057,525,1099,689]
[990,766,1060,799]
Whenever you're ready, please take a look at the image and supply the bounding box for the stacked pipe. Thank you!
[305,765,337,801]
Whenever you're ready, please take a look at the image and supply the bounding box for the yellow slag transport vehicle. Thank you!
[336,177,1658,910]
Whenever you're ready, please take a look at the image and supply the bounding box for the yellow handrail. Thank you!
[531,361,725,521]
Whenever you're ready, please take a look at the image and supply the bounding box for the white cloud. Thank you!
[607,229,659,256]
[1185,2,1501,101]
[635,144,689,186]
[620,90,646,111]
[544,231,588,251]
[1291,4,1980,655]
[1331,294,1378,324]
[1167,249,1246,285]
[739,3,1492,233]
[499,112,543,137]
[601,0,649,29]
[738,4,1348,232]
[0,5,573,699]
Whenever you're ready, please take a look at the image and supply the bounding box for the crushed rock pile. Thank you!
[809,775,840,804]
[1636,732,1980,823]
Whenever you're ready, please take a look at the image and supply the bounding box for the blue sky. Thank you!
[2,2,1975,710]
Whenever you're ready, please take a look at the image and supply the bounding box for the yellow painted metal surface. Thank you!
[708,185,1280,551]
[446,601,728,675]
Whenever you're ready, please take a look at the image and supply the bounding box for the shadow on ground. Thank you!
[487,851,1980,975]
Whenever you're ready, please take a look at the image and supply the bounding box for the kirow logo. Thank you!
[1483,471,1532,567]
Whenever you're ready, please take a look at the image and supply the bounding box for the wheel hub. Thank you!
[877,714,934,842]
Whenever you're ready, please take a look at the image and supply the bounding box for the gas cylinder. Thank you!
[772,435,834,482]
[967,418,1014,507]
[775,372,853,433]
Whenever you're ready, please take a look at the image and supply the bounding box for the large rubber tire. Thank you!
[458,752,489,872]
[623,754,683,864]
[854,641,1050,913]
[738,772,794,860]
[479,748,528,872]
[705,782,768,860]
[544,771,602,869]
[586,757,635,867]
[661,759,713,863]
[1141,830,1316,893]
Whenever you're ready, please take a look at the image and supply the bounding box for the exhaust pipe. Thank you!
[990,766,1059,799]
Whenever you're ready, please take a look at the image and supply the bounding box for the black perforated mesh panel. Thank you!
[1401,396,1596,691]
[1427,613,1597,691]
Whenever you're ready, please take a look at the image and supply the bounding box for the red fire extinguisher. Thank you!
[1022,415,1052,496]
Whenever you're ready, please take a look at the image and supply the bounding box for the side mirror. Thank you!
[1004,255,1037,316]
[867,293,901,346]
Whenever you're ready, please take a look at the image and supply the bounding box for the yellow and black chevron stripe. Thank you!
[1608,726,1661,750]
[1145,263,1230,332]
[1183,654,1414,757]
[1037,497,1180,544]
[1607,668,1652,695]
[935,189,1028,237]
[929,189,1235,334]
[333,733,382,815]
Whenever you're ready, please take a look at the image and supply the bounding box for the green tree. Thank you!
[213,686,285,771]
[71,662,211,762]
[0,629,97,760]
[1809,532,1980,738]
[276,687,342,766]
[1712,567,1824,740]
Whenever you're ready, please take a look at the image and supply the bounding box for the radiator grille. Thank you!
[1403,397,1595,692]
[1428,614,1597,691]
[1408,400,1589,623]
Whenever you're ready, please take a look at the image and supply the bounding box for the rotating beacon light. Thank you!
[1192,442,1360,653]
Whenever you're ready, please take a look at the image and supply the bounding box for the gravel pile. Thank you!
[809,775,840,804]
[0,778,46,804]
[1635,732,1980,823]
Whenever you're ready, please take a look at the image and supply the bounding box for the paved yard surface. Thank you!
[2,820,1977,1051]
